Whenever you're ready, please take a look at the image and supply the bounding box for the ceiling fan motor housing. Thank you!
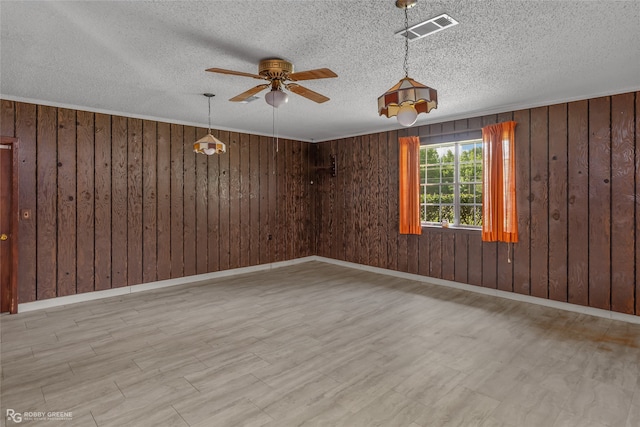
[259,59,294,79]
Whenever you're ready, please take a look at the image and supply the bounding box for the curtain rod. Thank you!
[419,127,483,139]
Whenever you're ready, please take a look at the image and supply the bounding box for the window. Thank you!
[419,139,483,227]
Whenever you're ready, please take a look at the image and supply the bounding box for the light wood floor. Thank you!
[1,261,639,427]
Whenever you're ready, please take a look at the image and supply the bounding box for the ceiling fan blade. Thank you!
[206,67,265,80]
[229,84,270,102]
[288,68,338,81]
[286,83,330,103]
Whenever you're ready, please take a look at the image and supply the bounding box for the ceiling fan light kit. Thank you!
[378,0,438,127]
[193,93,226,156]
[265,86,289,108]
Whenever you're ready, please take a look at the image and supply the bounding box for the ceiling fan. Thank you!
[206,58,337,108]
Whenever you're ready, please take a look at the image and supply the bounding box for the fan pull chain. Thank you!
[272,103,279,154]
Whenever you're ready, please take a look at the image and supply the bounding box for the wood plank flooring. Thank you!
[1,261,639,426]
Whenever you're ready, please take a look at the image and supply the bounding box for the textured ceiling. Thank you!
[1,1,639,142]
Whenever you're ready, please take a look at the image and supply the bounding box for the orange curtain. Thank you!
[482,121,518,242]
[399,136,422,235]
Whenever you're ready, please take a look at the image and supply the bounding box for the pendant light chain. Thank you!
[207,96,212,133]
[403,6,409,78]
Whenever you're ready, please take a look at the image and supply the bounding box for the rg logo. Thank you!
[6,409,22,423]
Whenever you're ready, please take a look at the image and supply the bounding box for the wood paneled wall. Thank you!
[2,92,638,318]
[315,91,640,316]
[0,100,314,303]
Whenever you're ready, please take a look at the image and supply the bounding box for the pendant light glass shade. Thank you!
[378,77,437,127]
[265,89,289,108]
[193,133,226,155]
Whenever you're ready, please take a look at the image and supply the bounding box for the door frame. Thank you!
[1,136,19,314]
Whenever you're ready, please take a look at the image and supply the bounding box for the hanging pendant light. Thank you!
[378,0,438,127]
[194,93,226,155]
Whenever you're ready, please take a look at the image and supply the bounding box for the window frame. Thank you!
[419,138,483,229]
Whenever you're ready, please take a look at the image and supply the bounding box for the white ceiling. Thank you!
[2,1,639,142]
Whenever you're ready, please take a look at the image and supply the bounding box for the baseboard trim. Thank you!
[17,255,640,324]
[17,256,317,313]
[313,256,640,325]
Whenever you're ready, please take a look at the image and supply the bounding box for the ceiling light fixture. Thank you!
[193,93,226,155]
[265,81,289,108]
[378,0,438,127]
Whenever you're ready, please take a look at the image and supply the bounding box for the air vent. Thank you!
[397,13,458,41]
[239,96,260,104]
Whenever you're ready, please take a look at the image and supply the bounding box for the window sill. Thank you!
[420,224,481,234]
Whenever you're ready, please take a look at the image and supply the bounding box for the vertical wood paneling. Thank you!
[441,233,455,280]
[567,100,589,306]
[56,108,77,297]
[468,233,483,286]
[610,93,635,314]
[195,128,208,274]
[94,114,112,290]
[259,136,270,264]
[334,139,345,261]
[429,232,442,278]
[278,139,294,261]
[127,118,143,286]
[324,140,334,259]
[170,124,184,278]
[156,122,171,280]
[361,135,372,266]
[36,105,57,299]
[275,138,283,263]
[302,141,313,256]
[636,92,640,315]
[142,120,158,282]
[588,97,611,310]
[529,107,549,298]
[368,134,380,267]
[182,126,197,277]
[343,138,354,263]
[513,109,531,295]
[387,131,399,270]
[287,140,296,261]
[418,231,430,277]
[218,130,230,269]
[481,242,497,288]
[228,133,241,269]
[1,100,15,136]
[207,130,221,272]
[111,116,128,288]
[249,134,260,265]
[76,111,95,293]
[267,137,277,263]
[454,232,468,283]
[286,141,295,260]
[296,141,306,256]
[377,133,388,268]
[548,104,568,301]
[15,103,37,302]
